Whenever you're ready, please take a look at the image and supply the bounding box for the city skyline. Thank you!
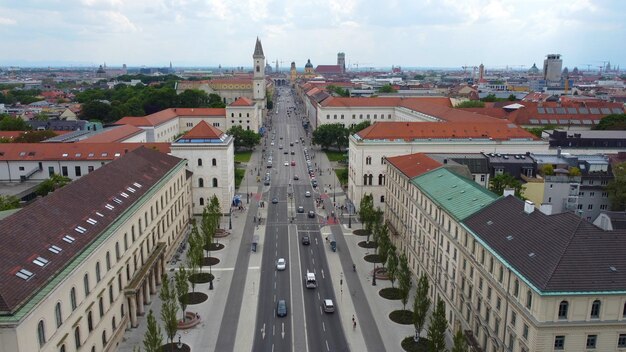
[0,0,625,70]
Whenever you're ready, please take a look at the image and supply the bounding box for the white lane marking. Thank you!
[325,340,330,351]
[321,269,325,279]
[322,321,326,332]
[273,324,275,336]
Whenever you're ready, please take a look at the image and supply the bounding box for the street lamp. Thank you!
[333,171,336,203]
[177,334,182,348]
[229,208,232,230]
[372,263,377,286]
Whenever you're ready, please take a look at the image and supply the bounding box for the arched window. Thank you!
[60,344,66,352]
[212,158,217,166]
[115,242,120,260]
[102,330,107,345]
[526,290,532,309]
[378,174,385,185]
[87,311,93,332]
[591,300,601,318]
[199,198,204,206]
[558,301,568,319]
[197,158,202,166]
[513,279,519,297]
[95,262,101,282]
[363,174,368,185]
[84,274,90,295]
[367,174,373,186]
[198,178,204,188]
[380,195,385,203]
[213,178,218,187]
[256,65,260,72]
[112,317,117,330]
[99,297,104,317]
[366,156,372,165]
[70,287,77,310]
[74,327,81,348]
[55,302,63,327]
[124,233,128,250]
[37,320,46,347]
[106,252,111,270]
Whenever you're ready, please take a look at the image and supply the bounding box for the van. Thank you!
[323,299,335,313]
[305,271,317,288]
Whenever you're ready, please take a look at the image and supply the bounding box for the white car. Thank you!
[271,142,275,146]
[305,191,311,197]
[276,258,286,271]
[284,161,289,166]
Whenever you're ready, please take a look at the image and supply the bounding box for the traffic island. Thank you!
[389,310,413,325]
[401,336,430,352]
[182,292,208,305]
[379,287,402,300]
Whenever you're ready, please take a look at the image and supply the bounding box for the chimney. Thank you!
[524,200,535,214]
[539,203,552,215]
[503,188,515,197]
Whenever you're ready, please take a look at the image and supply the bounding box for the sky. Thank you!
[0,0,624,70]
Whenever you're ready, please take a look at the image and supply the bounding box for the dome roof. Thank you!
[305,59,313,68]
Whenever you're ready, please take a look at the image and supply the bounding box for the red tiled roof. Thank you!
[78,125,144,143]
[0,143,171,161]
[315,65,342,74]
[321,97,452,108]
[181,121,224,139]
[387,153,442,178]
[356,121,537,141]
[0,131,24,140]
[0,147,183,314]
[115,108,226,127]
[230,97,254,106]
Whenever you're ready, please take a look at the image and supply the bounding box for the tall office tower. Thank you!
[543,54,563,82]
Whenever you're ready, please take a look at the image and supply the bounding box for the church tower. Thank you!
[290,62,297,83]
[253,37,266,105]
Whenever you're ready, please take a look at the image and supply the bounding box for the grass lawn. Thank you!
[235,168,245,188]
[234,151,253,163]
[334,167,348,186]
[325,150,347,162]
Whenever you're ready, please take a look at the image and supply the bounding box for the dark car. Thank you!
[272,198,278,204]
[297,206,304,213]
[277,299,287,317]
[293,174,299,180]
[302,235,310,245]
[308,210,315,218]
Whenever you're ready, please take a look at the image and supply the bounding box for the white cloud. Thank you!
[0,17,17,25]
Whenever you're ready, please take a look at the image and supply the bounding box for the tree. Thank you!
[386,246,399,288]
[174,266,189,322]
[36,174,71,196]
[0,115,30,131]
[452,329,468,352]
[14,130,57,143]
[159,275,178,351]
[348,120,371,135]
[80,100,113,122]
[227,125,261,150]
[143,310,163,352]
[358,194,374,241]
[507,94,517,101]
[0,195,19,210]
[568,166,581,176]
[377,84,397,93]
[489,173,523,198]
[413,74,426,80]
[201,196,221,278]
[186,222,204,292]
[326,84,350,97]
[607,161,626,211]
[177,89,209,108]
[454,100,485,108]
[207,93,226,108]
[594,113,626,130]
[398,253,412,311]
[312,123,349,151]
[413,274,431,343]
[377,223,390,267]
[427,299,448,352]
[33,112,49,121]
[540,164,555,176]
[481,94,498,102]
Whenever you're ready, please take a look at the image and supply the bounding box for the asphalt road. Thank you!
[252,87,348,352]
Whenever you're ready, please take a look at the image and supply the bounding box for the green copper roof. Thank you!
[412,168,498,221]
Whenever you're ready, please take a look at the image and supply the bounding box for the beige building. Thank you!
[348,121,548,211]
[0,147,191,352]
[385,153,626,352]
[170,121,235,215]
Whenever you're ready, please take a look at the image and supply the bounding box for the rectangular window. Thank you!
[61,166,68,176]
[88,165,94,173]
[588,204,593,210]
[586,335,597,349]
[75,166,81,177]
[554,336,565,350]
[523,324,529,339]
[618,334,626,348]
[510,310,516,326]
[48,166,54,176]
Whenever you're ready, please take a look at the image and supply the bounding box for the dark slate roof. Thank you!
[253,37,264,57]
[464,196,626,293]
[0,147,184,314]
[428,153,490,174]
[599,211,626,230]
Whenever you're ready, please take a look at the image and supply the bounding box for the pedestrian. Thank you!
[353,320,357,329]
[352,315,355,322]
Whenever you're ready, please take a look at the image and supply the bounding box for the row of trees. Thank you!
[141,196,222,351]
[359,193,468,351]
[78,85,225,123]
[226,125,261,150]
[312,121,371,151]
